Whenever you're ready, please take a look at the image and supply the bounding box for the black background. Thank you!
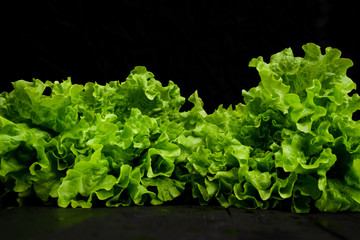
[3,0,360,114]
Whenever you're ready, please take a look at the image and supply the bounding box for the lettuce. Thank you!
[1,44,359,212]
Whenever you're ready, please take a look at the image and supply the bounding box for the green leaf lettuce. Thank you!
[1,44,359,212]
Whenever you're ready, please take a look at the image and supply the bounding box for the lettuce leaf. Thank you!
[1,44,359,212]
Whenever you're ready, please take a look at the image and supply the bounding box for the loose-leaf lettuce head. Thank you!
[0,66,188,208]
[238,43,360,212]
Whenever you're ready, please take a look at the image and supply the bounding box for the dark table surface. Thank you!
[1,205,359,240]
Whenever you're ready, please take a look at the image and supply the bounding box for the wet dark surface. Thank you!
[1,206,359,240]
